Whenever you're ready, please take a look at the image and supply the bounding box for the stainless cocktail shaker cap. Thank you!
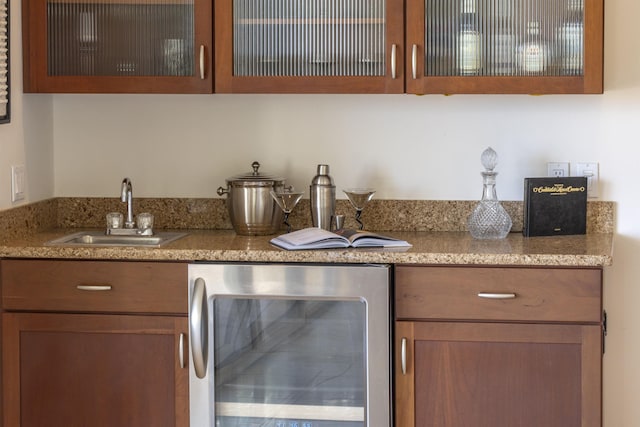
[310,164,336,230]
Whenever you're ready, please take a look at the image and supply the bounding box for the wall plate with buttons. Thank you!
[574,162,599,198]
[11,165,26,202]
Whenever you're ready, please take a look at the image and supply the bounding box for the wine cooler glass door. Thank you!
[214,297,366,427]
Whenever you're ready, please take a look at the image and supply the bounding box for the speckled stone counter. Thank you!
[0,198,614,267]
[0,229,613,267]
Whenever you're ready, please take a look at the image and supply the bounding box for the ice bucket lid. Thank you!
[226,161,285,186]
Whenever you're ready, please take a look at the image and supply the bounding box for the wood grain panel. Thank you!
[3,313,189,427]
[395,266,602,322]
[395,321,602,427]
[1,260,187,314]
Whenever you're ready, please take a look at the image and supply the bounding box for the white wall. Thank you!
[2,0,639,424]
[0,0,54,210]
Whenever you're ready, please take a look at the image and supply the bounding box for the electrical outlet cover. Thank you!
[547,162,570,178]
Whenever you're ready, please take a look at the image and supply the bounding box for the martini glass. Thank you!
[343,188,376,230]
[270,190,304,233]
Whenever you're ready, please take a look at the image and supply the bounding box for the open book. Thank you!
[270,227,412,250]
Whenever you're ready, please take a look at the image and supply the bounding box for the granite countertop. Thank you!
[0,198,615,267]
[0,228,614,267]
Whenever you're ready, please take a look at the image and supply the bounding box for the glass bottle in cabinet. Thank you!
[557,0,584,75]
[516,21,551,75]
[457,11,482,75]
[22,0,212,93]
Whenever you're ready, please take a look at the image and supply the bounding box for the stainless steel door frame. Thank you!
[188,263,391,427]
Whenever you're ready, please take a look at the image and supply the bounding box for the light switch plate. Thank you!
[574,162,599,198]
[11,165,25,202]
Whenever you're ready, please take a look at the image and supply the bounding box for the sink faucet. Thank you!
[121,178,135,228]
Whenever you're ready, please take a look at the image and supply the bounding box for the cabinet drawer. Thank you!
[1,260,187,314]
[395,266,602,323]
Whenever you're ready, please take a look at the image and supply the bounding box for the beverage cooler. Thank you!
[188,263,391,427]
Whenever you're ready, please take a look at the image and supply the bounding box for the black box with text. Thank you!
[523,177,588,237]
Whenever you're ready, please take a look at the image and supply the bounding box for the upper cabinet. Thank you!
[21,0,603,93]
[406,0,603,94]
[22,0,213,93]
[213,0,405,93]
[214,0,602,93]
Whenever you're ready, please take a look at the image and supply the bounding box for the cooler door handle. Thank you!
[190,278,208,378]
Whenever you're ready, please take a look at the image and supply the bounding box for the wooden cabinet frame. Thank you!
[2,312,189,427]
[213,0,405,93]
[22,0,213,93]
[396,321,602,427]
[405,0,604,94]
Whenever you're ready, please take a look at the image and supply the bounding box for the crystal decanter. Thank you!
[467,147,513,239]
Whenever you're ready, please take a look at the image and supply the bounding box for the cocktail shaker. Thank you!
[310,164,335,230]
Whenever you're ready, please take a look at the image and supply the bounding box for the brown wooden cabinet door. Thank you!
[2,313,189,427]
[396,321,602,427]
[214,0,405,93]
[405,0,603,94]
[22,0,213,93]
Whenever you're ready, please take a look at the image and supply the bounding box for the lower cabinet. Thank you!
[3,313,188,427]
[394,265,604,427]
[1,259,189,427]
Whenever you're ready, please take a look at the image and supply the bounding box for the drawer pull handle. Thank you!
[76,285,112,291]
[179,333,185,369]
[478,292,517,299]
[411,44,417,80]
[391,44,397,79]
[401,337,407,375]
[199,45,206,80]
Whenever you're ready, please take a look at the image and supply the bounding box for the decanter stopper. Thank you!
[481,146,498,171]
[467,147,513,239]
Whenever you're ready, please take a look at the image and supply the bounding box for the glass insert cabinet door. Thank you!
[214,0,404,92]
[22,0,213,93]
[213,297,366,427]
[406,0,603,94]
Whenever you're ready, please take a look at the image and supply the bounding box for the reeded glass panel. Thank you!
[47,0,195,77]
[425,0,583,76]
[233,0,386,76]
[213,297,366,427]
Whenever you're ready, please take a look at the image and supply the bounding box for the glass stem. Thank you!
[355,209,364,230]
[283,212,291,233]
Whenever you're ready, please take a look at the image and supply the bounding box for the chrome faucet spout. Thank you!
[121,178,135,228]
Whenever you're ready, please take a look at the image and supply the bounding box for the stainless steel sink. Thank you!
[46,231,188,247]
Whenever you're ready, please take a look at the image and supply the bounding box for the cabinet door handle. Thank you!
[412,44,417,80]
[179,333,185,369]
[391,44,397,79]
[199,45,206,80]
[478,292,517,299]
[76,285,112,291]
[190,278,208,379]
[401,337,407,375]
